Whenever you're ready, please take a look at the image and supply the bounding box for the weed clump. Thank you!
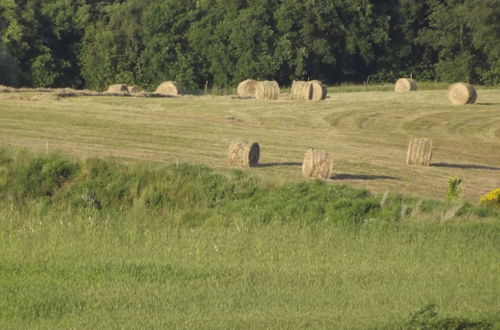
[0,150,79,201]
[407,304,492,329]
[447,176,463,202]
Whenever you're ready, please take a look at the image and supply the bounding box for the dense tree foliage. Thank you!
[0,0,499,89]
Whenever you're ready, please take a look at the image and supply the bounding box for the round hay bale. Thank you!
[448,82,477,105]
[406,137,432,166]
[302,149,333,179]
[394,78,417,92]
[290,81,310,101]
[291,80,327,101]
[128,85,144,94]
[228,139,260,168]
[255,81,280,100]
[155,81,181,96]
[107,84,129,93]
[237,79,257,97]
[308,80,327,101]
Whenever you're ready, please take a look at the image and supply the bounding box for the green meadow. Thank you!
[0,146,498,329]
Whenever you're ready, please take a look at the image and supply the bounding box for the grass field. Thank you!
[0,150,498,329]
[0,86,499,328]
[0,86,498,202]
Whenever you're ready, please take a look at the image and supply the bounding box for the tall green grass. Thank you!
[0,149,498,328]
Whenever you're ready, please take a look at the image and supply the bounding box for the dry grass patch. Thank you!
[128,86,144,94]
[107,84,129,94]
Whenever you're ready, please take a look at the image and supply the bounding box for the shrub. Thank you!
[479,189,500,209]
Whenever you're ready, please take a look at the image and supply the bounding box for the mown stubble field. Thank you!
[0,88,498,202]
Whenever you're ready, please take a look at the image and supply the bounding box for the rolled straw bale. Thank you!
[291,81,310,101]
[308,80,327,101]
[406,138,432,166]
[448,83,477,105]
[302,149,333,179]
[237,79,257,97]
[228,139,260,167]
[291,80,327,101]
[394,78,417,92]
[107,84,128,93]
[155,81,181,96]
[128,85,143,94]
[255,81,280,100]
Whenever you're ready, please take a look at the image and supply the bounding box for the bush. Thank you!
[479,189,500,209]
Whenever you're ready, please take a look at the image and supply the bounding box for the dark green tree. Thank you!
[0,0,102,87]
[418,0,480,83]
[466,0,500,84]
[141,0,201,90]
[80,0,152,90]
[1,0,499,88]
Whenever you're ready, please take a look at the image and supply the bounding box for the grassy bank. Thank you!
[0,150,498,328]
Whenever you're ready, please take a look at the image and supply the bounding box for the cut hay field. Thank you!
[1,87,499,328]
[1,87,498,202]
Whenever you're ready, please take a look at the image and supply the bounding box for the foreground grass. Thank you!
[2,218,498,329]
[0,150,498,328]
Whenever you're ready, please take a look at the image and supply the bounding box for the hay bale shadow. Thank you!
[432,163,500,170]
[332,173,400,181]
[258,162,302,168]
[230,96,254,100]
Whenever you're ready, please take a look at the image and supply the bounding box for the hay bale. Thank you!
[255,81,280,100]
[155,81,181,96]
[448,82,477,105]
[406,137,432,166]
[237,79,257,97]
[107,84,128,93]
[308,80,327,101]
[290,81,310,101]
[291,80,327,101]
[128,85,143,94]
[395,78,417,92]
[228,139,260,167]
[302,149,333,179]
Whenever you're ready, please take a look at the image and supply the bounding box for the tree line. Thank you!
[1,0,499,90]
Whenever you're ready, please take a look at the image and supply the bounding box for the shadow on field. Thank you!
[432,163,500,170]
[258,162,302,168]
[332,173,400,180]
[476,103,500,106]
